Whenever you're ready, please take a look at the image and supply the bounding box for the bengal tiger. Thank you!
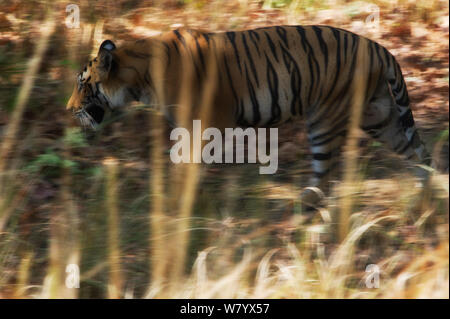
[66,25,431,206]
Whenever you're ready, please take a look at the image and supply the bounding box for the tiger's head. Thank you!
[66,39,147,130]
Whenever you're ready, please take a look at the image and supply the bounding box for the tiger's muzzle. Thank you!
[74,104,105,130]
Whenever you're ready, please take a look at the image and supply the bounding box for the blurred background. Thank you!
[0,0,448,298]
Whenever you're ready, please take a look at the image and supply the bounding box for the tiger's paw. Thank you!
[299,186,325,213]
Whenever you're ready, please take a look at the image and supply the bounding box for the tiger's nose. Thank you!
[66,87,83,111]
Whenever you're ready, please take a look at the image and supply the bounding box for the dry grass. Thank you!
[0,0,448,299]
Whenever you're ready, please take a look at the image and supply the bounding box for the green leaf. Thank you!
[63,127,88,148]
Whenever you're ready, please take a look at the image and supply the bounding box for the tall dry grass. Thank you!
[0,7,57,299]
[0,0,447,299]
[104,158,123,298]
[0,11,56,223]
[338,38,370,242]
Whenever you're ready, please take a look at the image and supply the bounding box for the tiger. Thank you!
[66,25,431,207]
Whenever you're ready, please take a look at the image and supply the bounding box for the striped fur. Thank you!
[67,25,431,198]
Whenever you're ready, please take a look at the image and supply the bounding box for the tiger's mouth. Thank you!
[75,104,105,130]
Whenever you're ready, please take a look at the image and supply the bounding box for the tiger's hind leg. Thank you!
[361,80,431,180]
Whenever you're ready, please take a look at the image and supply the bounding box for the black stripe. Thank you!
[202,33,210,45]
[310,115,349,145]
[275,26,289,48]
[296,26,320,105]
[144,70,154,88]
[393,62,405,93]
[265,53,281,125]
[242,33,259,87]
[368,41,374,74]
[306,31,354,129]
[190,33,206,69]
[321,27,341,105]
[313,152,332,161]
[263,32,279,63]
[237,100,251,127]
[244,64,261,125]
[343,32,348,62]
[173,30,201,81]
[374,42,383,66]
[396,89,410,106]
[351,33,358,54]
[307,58,354,131]
[312,26,329,73]
[223,55,239,107]
[86,82,94,96]
[248,30,261,57]
[279,45,302,116]
[172,40,180,55]
[399,109,414,128]
[173,30,187,47]
[361,113,392,131]
[162,42,171,66]
[226,32,242,75]
[311,129,347,147]
[382,47,391,70]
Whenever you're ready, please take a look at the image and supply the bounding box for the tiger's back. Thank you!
[160,26,382,127]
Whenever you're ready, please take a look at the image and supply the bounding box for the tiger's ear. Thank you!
[98,40,116,77]
[100,40,116,52]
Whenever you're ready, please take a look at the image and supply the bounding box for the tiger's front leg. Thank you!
[301,118,348,210]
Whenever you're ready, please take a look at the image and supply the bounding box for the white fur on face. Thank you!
[99,84,128,108]
[79,68,91,82]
